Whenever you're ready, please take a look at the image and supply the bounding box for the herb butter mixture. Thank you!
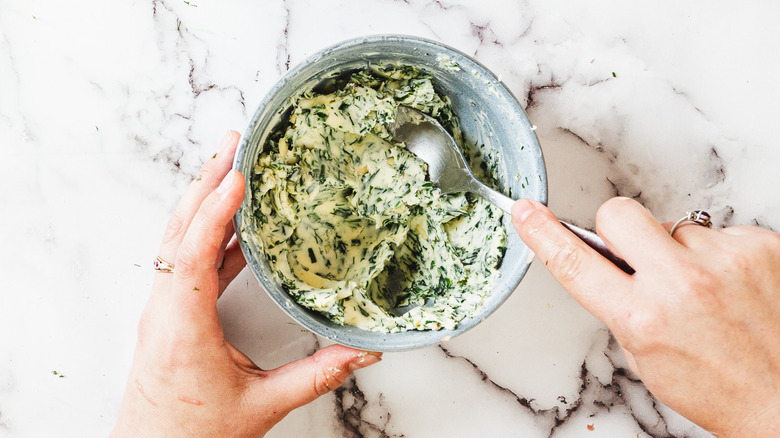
[250,67,505,333]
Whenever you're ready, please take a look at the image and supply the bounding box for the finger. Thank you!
[623,348,640,378]
[254,345,382,415]
[225,339,264,373]
[512,199,632,324]
[171,170,245,330]
[157,130,240,264]
[719,224,775,237]
[596,197,686,271]
[218,237,247,296]
[661,220,713,249]
[215,220,237,270]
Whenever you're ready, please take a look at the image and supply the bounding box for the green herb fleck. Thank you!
[193,286,199,291]
[612,72,617,78]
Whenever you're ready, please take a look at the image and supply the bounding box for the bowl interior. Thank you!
[234,36,547,351]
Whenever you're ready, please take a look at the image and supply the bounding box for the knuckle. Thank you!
[159,327,206,369]
[620,311,660,352]
[757,231,780,254]
[520,208,557,245]
[520,209,593,285]
[678,262,718,299]
[522,207,551,230]
[197,161,215,181]
[136,312,152,344]
[162,214,187,245]
[174,245,202,279]
[725,249,753,275]
[312,361,348,397]
[160,337,192,370]
[547,244,589,285]
[596,197,635,227]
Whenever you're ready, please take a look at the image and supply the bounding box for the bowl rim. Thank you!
[233,34,548,351]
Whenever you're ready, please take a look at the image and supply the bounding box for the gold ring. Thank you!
[153,256,175,273]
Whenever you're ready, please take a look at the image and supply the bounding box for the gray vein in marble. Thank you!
[439,345,559,433]
[276,0,291,74]
[0,360,13,432]
[334,377,395,438]
[670,87,710,122]
[470,21,503,57]
[438,334,697,438]
[604,176,644,201]
[752,218,776,233]
[0,22,35,144]
[717,205,735,227]
[145,0,200,175]
[526,64,740,225]
[559,127,600,150]
[305,333,321,357]
[186,59,247,113]
[705,147,726,188]
[557,126,647,204]
[142,0,249,178]
[429,0,451,9]
[599,335,705,437]
[525,82,562,111]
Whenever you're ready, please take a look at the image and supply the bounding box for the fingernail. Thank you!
[512,199,537,224]
[348,352,382,372]
[216,170,236,198]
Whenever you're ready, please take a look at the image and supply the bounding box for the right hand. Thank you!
[511,197,780,437]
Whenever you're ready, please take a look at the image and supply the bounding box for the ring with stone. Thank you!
[153,256,175,273]
[669,210,713,237]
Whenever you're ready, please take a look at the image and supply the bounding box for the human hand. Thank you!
[112,131,382,438]
[511,197,780,437]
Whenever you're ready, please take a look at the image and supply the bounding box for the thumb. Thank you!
[258,345,382,414]
[511,199,631,323]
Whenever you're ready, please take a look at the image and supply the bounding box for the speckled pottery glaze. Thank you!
[234,35,547,351]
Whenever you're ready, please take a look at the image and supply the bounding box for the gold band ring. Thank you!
[153,256,175,273]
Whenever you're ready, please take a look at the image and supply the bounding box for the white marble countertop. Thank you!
[1,1,778,437]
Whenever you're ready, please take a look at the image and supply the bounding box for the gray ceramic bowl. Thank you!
[234,35,547,351]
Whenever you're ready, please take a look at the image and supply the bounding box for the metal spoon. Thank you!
[389,105,635,276]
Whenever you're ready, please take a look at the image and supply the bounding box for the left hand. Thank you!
[111,131,382,438]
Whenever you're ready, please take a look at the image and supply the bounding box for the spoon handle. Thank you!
[558,221,635,274]
[468,179,635,274]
